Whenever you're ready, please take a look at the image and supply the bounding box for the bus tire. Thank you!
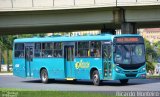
[92,70,100,86]
[120,79,129,84]
[40,69,49,84]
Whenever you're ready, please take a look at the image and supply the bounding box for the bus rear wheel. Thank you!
[41,69,48,84]
[120,79,129,84]
[92,70,100,86]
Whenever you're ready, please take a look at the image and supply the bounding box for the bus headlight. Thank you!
[115,67,123,73]
[139,67,146,73]
[115,67,119,72]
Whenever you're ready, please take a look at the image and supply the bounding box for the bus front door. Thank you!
[103,44,112,79]
[25,46,33,77]
[64,46,75,79]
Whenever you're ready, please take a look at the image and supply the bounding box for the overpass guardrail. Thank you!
[0,0,160,11]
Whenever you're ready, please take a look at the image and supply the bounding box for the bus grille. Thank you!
[118,62,145,70]
[124,70,138,73]
[125,74,137,77]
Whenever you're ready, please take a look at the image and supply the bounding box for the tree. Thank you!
[0,35,13,71]
[144,39,155,71]
[0,33,48,72]
[145,39,157,61]
[146,61,154,72]
[153,41,160,62]
[0,45,1,72]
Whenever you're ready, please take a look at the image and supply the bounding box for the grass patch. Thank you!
[0,88,117,97]
[146,75,160,79]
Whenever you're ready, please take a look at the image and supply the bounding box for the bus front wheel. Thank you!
[92,70,100,86]
[41,69,48,84]
[120,79,129,84]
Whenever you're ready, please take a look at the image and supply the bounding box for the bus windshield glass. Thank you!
[114,44,145,64]
[113,37,145,64]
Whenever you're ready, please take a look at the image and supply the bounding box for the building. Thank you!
[140,28,160,44]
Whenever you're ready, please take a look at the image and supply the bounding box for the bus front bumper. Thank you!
[112,70,146,80]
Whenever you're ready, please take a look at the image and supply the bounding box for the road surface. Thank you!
[0,75,160,91]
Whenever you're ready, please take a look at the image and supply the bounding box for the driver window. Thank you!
[131,45,145,64]
[114,45,122,63]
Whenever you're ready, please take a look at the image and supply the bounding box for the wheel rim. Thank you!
[93,74,99,84]
[42,71,47,82]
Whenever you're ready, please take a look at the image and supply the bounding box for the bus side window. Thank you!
[54,42,63,58]
[14,43,24,58]
[34,43,41,57]
[90,41,101,57]
[77,41,89,57]
[42,42,53,57]
[75,42,78,57]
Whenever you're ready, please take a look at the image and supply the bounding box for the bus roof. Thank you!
[14,34,141,43]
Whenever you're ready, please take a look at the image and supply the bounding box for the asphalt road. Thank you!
[0,75,160,91]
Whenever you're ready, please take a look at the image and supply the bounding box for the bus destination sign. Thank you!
[114,37,143,43]
[117,37,138,42]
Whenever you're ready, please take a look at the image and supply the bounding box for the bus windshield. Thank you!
[114,44,145,64]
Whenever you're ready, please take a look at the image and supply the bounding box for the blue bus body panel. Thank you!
[31,58,65,79]
[13,57,103,80]
[74,58,103,80]
[13,58,26,78]
[65,60,75,78]
[13,58,65,79]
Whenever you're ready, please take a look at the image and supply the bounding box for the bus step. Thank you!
[104,77,112,80]
[66,78,75,80]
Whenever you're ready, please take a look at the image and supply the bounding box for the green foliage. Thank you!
[0,34,47,65]
[153,41,160,59]
[144,39,156,71]
[145,39,157,60]
[146,61,155,72]
[2,50,12,64]
[144,39,157,61]
[0,35,16,49]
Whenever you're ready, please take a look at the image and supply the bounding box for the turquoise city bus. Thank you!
[13,34,146,85]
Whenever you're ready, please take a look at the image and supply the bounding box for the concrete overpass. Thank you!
[0,0,160,34]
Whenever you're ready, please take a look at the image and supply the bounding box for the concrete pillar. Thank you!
[121,22,137,34]
[113,8,137,34]
[113,8,124,25]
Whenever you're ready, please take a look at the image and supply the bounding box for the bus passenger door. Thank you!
[64,46,75,78]
[103,44,112,79]
[25,46,33,77]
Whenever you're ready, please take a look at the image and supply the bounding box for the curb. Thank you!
[0,73,13,75]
